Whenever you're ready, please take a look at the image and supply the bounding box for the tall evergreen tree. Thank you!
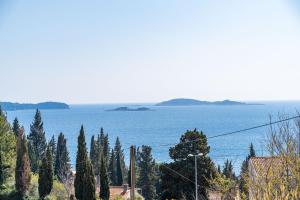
[38,144,53,200]
[222,159,235,179]
[12,117,21,137]
[103,134,109,162]
[100,156,110,200]
[74,126,96,200]
[90,135,97,170]
[160,129,215,199]
[49,135,56,165]
[127,161,131,187]
[108,149,116,185]
[15,127,31,197]
[114,137,124,186]
[55,132,71,180]
[0,106,16,186]
[239,143,256,198]
[28,109,47,172]
[137,146,156,200]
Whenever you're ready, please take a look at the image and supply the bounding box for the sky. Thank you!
[1,0,300,104]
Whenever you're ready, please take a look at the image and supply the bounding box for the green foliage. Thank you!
[54,132,70,180]
[12,117,20,137]
[38,144,54,199]
[0,107,16,186]
[222,159,236,180]
[160,129,216,199]
[28,109,47,173]
[100,156,110,200]
[210,172,236,198]
[137,145,156,200]
[15,128,31,197]
[108,149,116,185]
[74,125,96,200]
[239,143,256,198]
[114,137,124,186]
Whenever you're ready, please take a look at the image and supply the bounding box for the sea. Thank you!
[5,101,300,173]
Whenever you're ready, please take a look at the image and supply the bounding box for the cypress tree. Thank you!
[137,145,156,200]
[28,109,47,172]
[12,117,21,137]
[108,149,116,185]
[127,161,131,187]
[55,132,70,180]
[15,127,31,197]
[90,135,96,170]
[103,134,109,162]
[38,144,53,199]
[74,125,96,200]
[114,137,124,186]
[49,135,56,161]
[100,156,110,200]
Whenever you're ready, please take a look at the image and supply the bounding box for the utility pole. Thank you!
[188,153,203,200]
[130,145,136,200]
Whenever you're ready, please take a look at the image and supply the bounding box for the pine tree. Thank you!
[55,132,71,180]
[38,144,53,199]
[12,117,21,137]
[137,146,156,200]
[100,156,110,200]
[28,109,47,172]
[15,127,31,197]
[74,126,96,200]
[222,159,235,179]
[108,149,116,185]
[114,137,124,186]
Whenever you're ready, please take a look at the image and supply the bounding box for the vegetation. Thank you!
[99,156,110,200]
[114,137,125,186]
[160,129,216,199]
[137,145,156,200]
[28,109,47,173]
[54,132,70,180]
[15,127,31,198]
[38,144,54,199]
[74,126,96,200]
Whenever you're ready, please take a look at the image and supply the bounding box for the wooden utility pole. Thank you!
[130,145,136,200]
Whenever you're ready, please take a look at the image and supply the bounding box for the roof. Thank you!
[249,157,284,178]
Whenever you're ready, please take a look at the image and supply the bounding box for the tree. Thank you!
[103,134,110,162]
[55,132,71,180]
[90,135,97,170]
[0,144,4,186]
[38,144,54,199]
[137,145,156,200]
[100,156,110,200]
[28,109,47,172]
[49,135,56,162]
[114,137,125,186]
[0,106,16,185]
[12,117,21,137]
[74,126,96,200]
[15,127,31,197]
[108,149,116,185]
[160,129,216,199]
[239,143,256,198]
[222,159,235,180]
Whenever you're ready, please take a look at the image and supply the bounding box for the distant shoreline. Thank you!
[0,102,70,111]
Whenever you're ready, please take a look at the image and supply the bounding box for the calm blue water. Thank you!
[5,102,300,173]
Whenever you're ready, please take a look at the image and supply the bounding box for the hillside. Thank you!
[0,101,70,111]
[156,98,247,106]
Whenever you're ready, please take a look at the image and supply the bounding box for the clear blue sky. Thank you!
[1,0,300,104]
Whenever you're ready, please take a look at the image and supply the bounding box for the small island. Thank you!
[107,107,152,112]
[156,98,259,106]
[0,101,70,111]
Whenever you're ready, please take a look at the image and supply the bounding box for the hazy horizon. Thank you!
[1,0,300,104]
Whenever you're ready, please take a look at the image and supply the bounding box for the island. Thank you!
[106,107,152,111]
[156,98,257,106]
[0,101,70,111]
